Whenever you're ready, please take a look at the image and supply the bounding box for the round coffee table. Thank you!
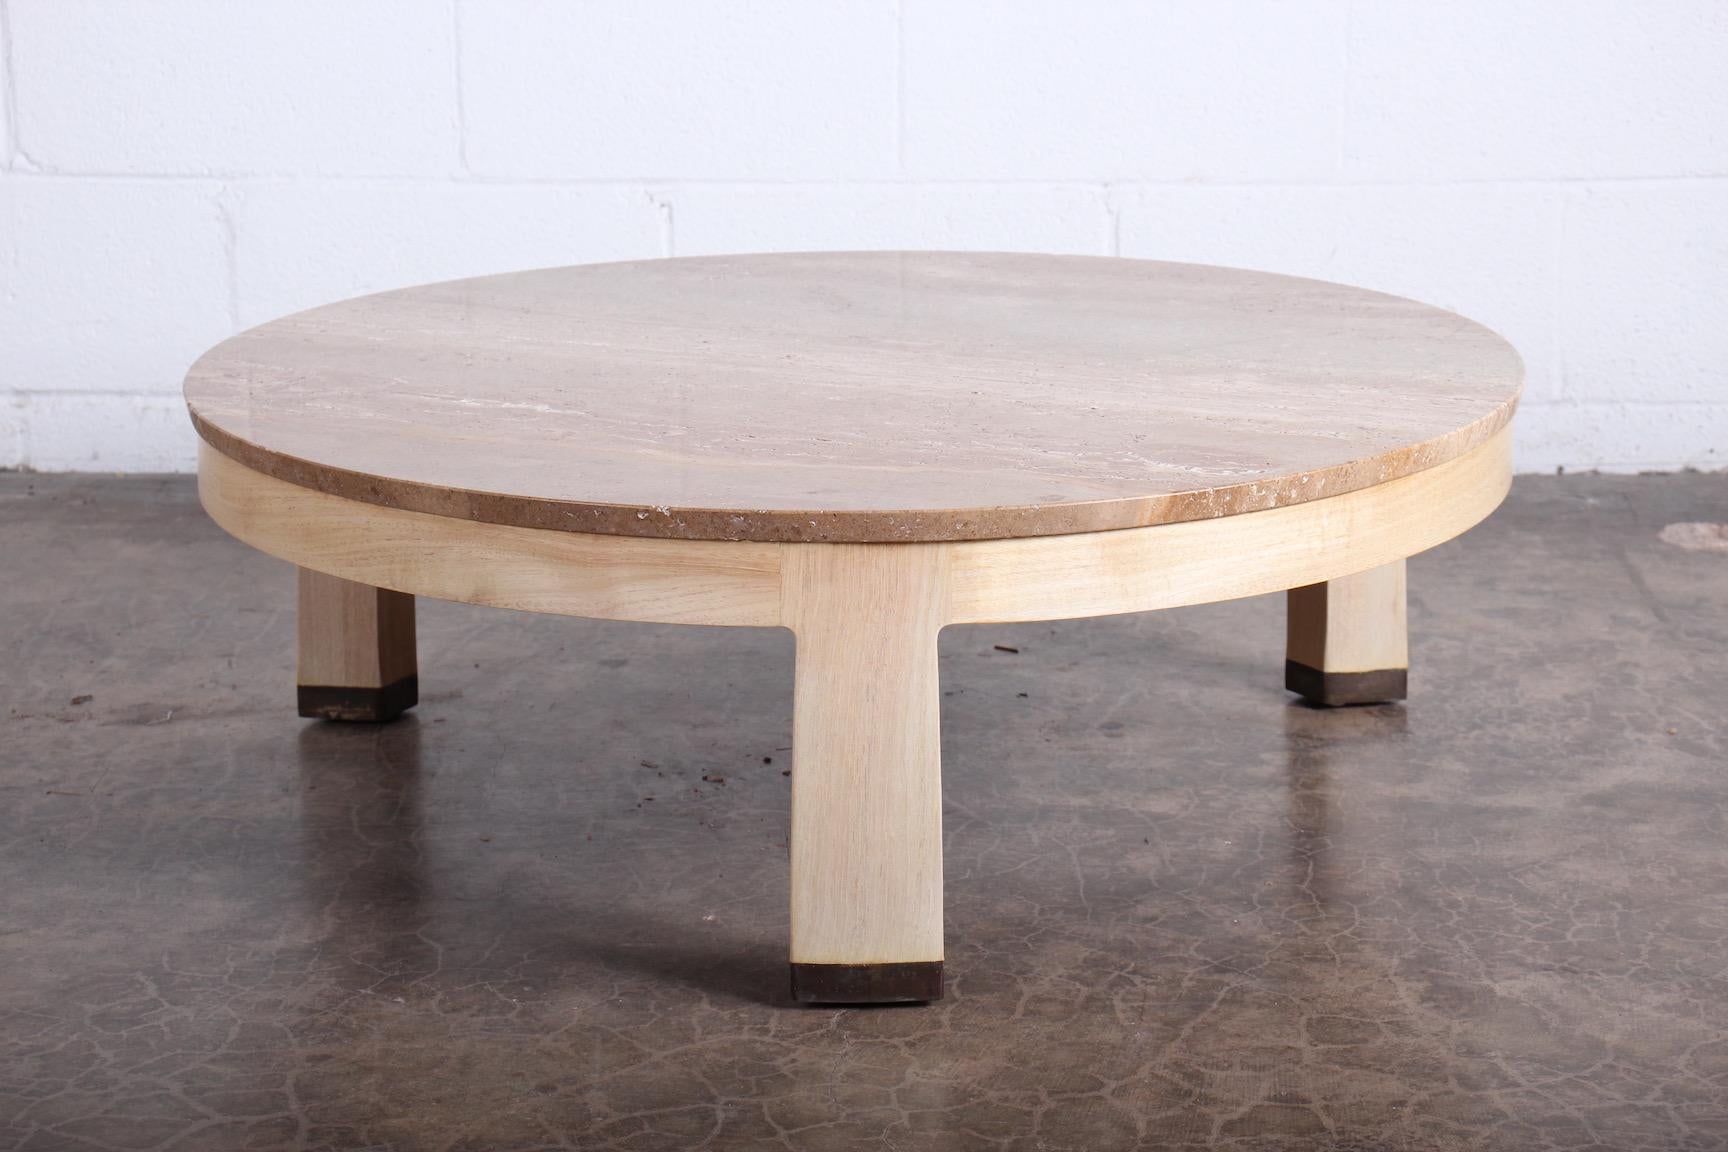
[184,252,1521,1004]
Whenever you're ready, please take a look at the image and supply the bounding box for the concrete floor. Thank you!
[2,471,1726,1152]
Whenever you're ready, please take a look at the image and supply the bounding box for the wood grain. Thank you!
[199,444,784,627]
[943,426,1509,624]
[296,568,418,722]
[783,545,947,972]
[1286,561,1410,706]
[185,253,1522,544]
[199,426,1510,630]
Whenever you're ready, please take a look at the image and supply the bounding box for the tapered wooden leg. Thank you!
[783,545,947,1004]
[296,568,418,722]
[1286,559,1408,706]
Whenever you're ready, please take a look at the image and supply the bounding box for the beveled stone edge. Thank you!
[186,392,1519,545]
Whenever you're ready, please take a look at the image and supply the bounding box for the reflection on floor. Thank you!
[2,471,1725,1151]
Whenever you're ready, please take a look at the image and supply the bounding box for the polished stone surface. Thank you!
[3,471,1725,1151]
[185,254,1521,542]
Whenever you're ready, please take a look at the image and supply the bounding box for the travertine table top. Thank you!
[185,252,1521,543]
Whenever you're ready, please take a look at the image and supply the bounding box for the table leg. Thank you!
[1285,559,1409,706]
[783,545,947,1004]
[296,568,418,722]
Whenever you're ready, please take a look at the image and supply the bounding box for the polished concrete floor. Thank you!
[2,471,1726,1152]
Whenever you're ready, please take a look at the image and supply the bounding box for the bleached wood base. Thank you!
[202,429,1511,1003]
[1285,560,1409,706]
[784,546,947,1002]
[296,568,418,722]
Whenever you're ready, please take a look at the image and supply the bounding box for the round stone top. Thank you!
[185,252,1521,543]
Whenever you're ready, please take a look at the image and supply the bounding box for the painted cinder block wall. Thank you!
[1,0,1723,473]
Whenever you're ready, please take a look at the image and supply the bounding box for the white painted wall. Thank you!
[2,0,1724,473]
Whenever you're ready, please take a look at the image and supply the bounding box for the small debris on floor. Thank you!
[46,789,85,797]
[1017,692,1029,698]
[702,774,726,785]
[69,694,93,706]
[781,769,791,777]
[762,755,773,764]
[993,644,1020,654]
[640,759,658,769]
[1659,522,1728,553]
